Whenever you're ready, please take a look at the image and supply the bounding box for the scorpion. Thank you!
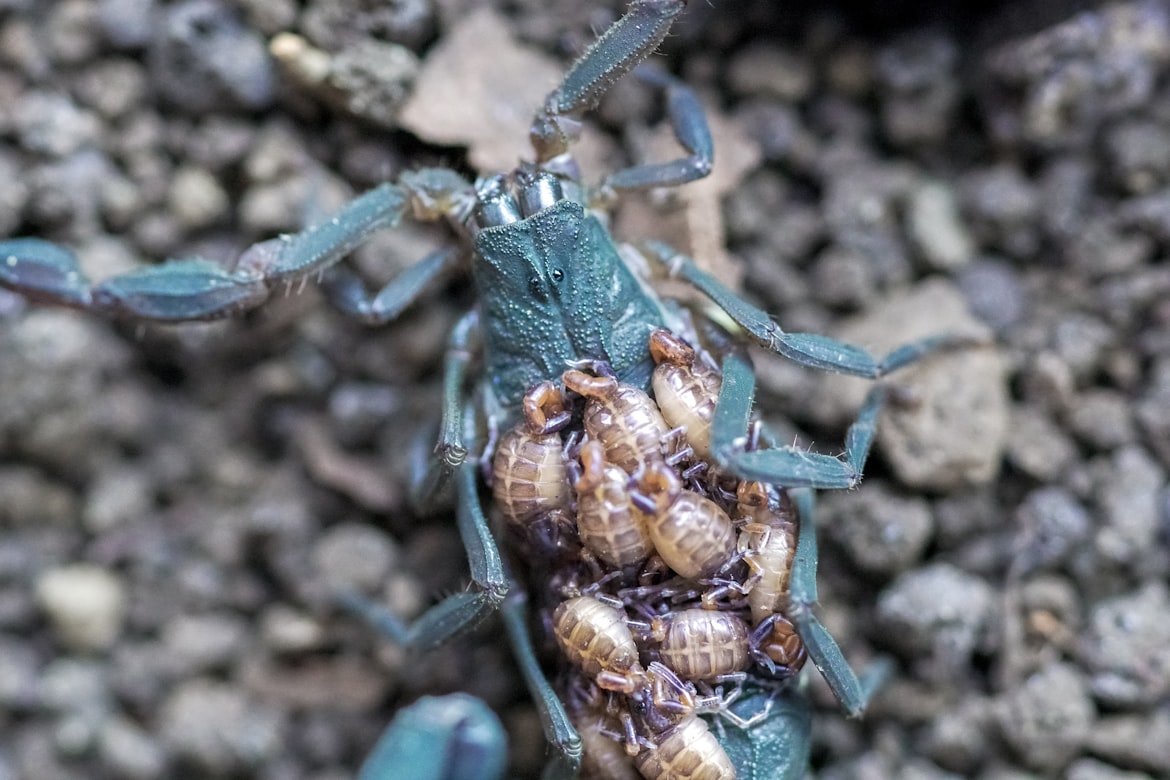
[0,1,973,778]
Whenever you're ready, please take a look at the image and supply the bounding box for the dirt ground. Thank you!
[1,0,1169,778]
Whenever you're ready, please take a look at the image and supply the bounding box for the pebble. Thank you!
[1011,487,1091,572]
[35,565,126,653]
[98,0,156,49]
[955,257,1027,332]
[1066,389,1135,451]
[1066,758,1155,780]
[1003,405,1079,483]
[160,679,285,774]
[726,43,814,101]
[311,521,399,593]
[1082,581,1170,707]
[160,612,249,674]
[877,563,995,679]
[0,635,41,709]
[1091,446,1165,571]
[824,483,933,574]
[14,91,100,158]
[97,717,167,780]
[82,465,152,533]
[1084,710,1170,775]
[907,180,974,270]
[167,165,230,231]
[149,0,276,112]
[301,0,435,51]
[995,663,1094,772]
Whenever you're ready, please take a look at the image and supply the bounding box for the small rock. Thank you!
[1066,758,1156,780]
[996,663,1095,772]
[14,92,100,158]
[161,612,249,674]
[82,465,152,533]
[877,563,995,679]
[956,257,1027,332]
[160,679,285,774]
[1011,488,1091,572]
[907,181,974,270]
[1092,446,1165,571]
[824,483,933,575]
[1003,405,1078,483]
[35,565,126,652]
[97,717,166,780]
[1065,390,1135,451]
[1082,581,1170,707]
[1085,710,1170,775]
[167,165,229,231]
[311,522,399,592]
[149,0,276,113]
[0,635,41,709]
[259,604,326,653]
[98,0,156,49]
[727,43,814,101]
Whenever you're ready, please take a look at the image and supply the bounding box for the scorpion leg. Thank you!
[342,428,508,648]
[530,0,686,162]
[787,489,891,717]
[600,67,714,194]
[357,694,507,780]
[409,311,480,513]
[500,590,583,777]
[1,168,477,323]
[645,241,978,378]
[322,246,460,325]
[1,183,412,321]
[710,352,882,489]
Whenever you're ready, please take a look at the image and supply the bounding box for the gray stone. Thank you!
[1082,582,1170,707]
[995,663,1094,772]
[311,521,399,593]
[161,612,249,674]
[35,565,126,652]
[907,181,974,270]
[1092,446,1165,571]
[97,717,167,780]
[160,679,284,773]
[825,483,933,575]
[878,563,995,678]
[1012,488,1091,571]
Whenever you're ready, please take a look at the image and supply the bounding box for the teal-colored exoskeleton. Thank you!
[0,1,969,777]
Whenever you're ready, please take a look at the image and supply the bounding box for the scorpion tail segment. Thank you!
[601,67,714,194]
[0,238,93,309]
[531,0,687,162]
[357,694,507,780]
[786,489,879,719]
[501,591,584,775]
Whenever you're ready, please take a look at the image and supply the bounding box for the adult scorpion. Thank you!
[0,1,970,777]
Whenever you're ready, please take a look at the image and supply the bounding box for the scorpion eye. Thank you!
[551,268,564,282]
[529,276,543,296]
